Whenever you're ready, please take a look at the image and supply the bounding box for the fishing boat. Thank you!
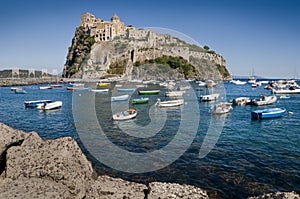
[252,95,277,106]
[98,82,110,87]
[251,107,286,120]
[117,88,136,92]
[39,86,52,90]
[138,90,160,95]
[37,101,63,110]
[111,94,129,102]
[231,97,251,106]
[24,100,52,108]
[165,91,184,97]
[212,102,233,114]
[155,99,184,107]
[200,93,220,102]
[11,87,20,91]
[14,89,27,94]
[112,108,137,121]
[132,97,149,104]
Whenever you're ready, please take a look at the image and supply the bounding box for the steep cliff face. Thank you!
[63,28,231,80]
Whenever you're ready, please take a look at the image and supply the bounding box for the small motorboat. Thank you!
[98,82,110,87]
[165,91,184,97]
[111,94,129,102]
[50,84,63,88]
[39,86,52,90]
[24,100,52,108]
[132,97,149,104]
[212,102,233,114]
[155,98,184,107]
[117,88,136,92]
[251,107,286,120]
[252,95,277,106]
[113,108,137,121]
[90,89,109,92]
[200,93,220,102]
[37,101,63,110]
[138,90,160,95]
[14,89,27,94]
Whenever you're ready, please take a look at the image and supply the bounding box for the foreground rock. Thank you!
[0,123,209,198]
[248,191,300,199]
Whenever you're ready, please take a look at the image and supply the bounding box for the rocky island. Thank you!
[63,13,231,81]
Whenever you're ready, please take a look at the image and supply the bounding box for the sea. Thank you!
[0,80,299,199]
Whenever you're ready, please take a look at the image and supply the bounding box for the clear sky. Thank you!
[0,0,299,78]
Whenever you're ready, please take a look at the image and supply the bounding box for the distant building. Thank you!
[80,13,131,42]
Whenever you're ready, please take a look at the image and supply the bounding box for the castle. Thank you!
[79,13,132,42]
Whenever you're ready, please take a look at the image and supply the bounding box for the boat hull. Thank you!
[132,98,149,104]
[251,107,286,120]
[138,90,160,95]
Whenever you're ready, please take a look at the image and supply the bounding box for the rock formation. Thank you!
[63,13,231,81]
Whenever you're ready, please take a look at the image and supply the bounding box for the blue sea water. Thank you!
[0,81,299,198]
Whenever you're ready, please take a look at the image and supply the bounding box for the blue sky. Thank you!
[0,0,299,78]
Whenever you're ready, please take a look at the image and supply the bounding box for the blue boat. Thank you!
[24,100,52,108]
[14,89,27,94]
[111,94,129,102]
[117,88,136,92]
[251,107,286,120]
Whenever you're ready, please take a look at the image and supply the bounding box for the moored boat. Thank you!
[231,97,251,106]
[212,102,233,114]
[14,89,27,94]
[117,88,136,92]
[251,107,286,120]
[155,98,184,107]
[90,89,109,92]
[24,100,52,108]
[37,101,63,110]
[112,108,137,121]
[138,90,160,95]
[39,86,52,90]
[50,84,63,88]
[111,94,129,102]
[252,95,277,106]
[132,97,149,104]
[200,93,220,102]
[271,88,300,94]
[165,91,184,97]
[98,83,110,87]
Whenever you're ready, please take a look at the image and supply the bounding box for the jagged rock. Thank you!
[5,131,94,198]
[0,123,27,155]
[86,175,147,199]
[0,177,72,199]
[248,191,300,199]
[148,182,209,199]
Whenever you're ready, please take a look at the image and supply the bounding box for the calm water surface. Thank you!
[0,81,299,198]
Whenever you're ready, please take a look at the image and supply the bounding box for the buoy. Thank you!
[288,111,294,115]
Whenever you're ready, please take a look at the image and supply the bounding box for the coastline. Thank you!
[0,123,299,198]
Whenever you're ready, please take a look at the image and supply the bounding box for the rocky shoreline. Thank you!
[0,123,298,198]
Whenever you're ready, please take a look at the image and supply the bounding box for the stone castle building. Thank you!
[79,12,130,42]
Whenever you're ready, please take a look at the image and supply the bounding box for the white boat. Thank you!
[280,95,290,99]
[111,94,129,102]
[251,107,286,120]
[113,108,137,121]
[165,91,184,97]
[90,89,109,92]
[271,88,300,94]
[205,80,217,87]
[252,95,277,106]
[39,86,52,90]
[232,80,247,85]
[37,101,62,110]
[24,100,52,108]
[231,97,250,106]
[155,99,184,107]
[212,102,233,114]
[200,93,220,101]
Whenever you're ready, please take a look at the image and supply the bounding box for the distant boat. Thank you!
[196,81,207,87]
[251,107,286,120]
[165,91,184,97]
[11,87,20,91]
[14,89,27,94]
[90,89,109,92]
[132,97,149,104]
[117,88,136,92]
[279,95,290,99]
[98,83,110,87]
[205,80,217,87]
[138,90,160,95]
[37,101,62,110]
[24,100,52,108]
[252,95,277,106]
[112,108,137,121]
[111,94,129,102]
[212,102,233,114]
[50,84,63,88]
[155,98,184,107]
[231,97,251,106]
[39,86,52,90]
[271,88,300,94]
[231,80,247,85]
[200,93,220,102]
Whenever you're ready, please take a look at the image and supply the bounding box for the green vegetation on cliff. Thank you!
[63,26,95,78]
